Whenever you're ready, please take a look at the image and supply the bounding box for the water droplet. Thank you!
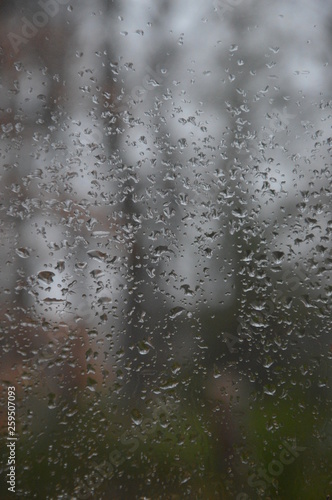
[131,408,143,425]
[38,271,55,284]
[87,250,108,262]
[170,307,186,319]
[16,247,30,258]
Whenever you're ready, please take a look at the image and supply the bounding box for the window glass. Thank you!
[1,1,332,498]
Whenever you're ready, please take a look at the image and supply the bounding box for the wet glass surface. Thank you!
[0,1,332,498]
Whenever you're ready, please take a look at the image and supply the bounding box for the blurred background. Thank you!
[0,0,332,498]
